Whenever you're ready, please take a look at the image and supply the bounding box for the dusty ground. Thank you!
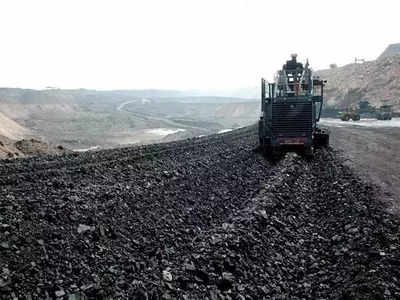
[329,124,400,214]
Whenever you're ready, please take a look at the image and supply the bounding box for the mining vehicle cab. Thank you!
[258,54,329,157]
[358,100,376,118]
[359,100,374,114]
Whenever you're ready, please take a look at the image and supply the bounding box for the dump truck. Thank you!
[258,54,329,157]
[339,108,361,121]
[376,105,393,120]
[358,100,376,118]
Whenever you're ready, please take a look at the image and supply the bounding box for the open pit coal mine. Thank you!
[0,125,399,299]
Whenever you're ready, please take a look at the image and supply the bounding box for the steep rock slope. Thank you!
[379,43,400,60]
[316,44,400,111]
[0,112,29,140]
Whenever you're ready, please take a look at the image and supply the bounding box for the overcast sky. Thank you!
[0,0,398,90]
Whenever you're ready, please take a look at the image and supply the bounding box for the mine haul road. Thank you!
[330,125,400,214]
[0,125,399,299]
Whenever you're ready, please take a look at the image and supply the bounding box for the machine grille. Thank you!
[272,102,313,136]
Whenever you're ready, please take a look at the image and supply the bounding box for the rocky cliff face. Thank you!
[379,43,400,60]
[316,44,400,111]
[0,111,29,140]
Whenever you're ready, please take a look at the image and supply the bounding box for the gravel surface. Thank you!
[0,125,399,299]
[329,125,400,214]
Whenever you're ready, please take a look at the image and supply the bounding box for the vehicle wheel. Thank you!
[317,135,329,148]
[264,146,281,160]
[314,132,329,148]
[324,135,330,147]
[272,148,281,159]
[303,146,314,158]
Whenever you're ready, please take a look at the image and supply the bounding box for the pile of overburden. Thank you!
[0,137,68,159]
[0,126,399,299]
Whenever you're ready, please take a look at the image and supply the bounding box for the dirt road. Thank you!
[329,125,400,213]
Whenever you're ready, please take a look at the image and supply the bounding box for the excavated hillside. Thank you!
[0,108,68,159]
[379,43,400,60]
[0,88,259,149]
[0,112,29,140]
[316,44,400,111]
[0,136,69,159]
[0,126,399,299]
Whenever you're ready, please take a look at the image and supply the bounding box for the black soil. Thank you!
[0,126,399,299]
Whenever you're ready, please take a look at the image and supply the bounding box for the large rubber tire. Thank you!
[324,135,330,147]
[303,145,314,158]
[271,148,281,159]
[314,133,330,148]
[262,145,281,160]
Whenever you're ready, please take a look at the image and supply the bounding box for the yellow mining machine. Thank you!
[339,107,360,121]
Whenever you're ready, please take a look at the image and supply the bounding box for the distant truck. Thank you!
[339,107,360,121]
[376,105,393,120]
[339,100,376,121]
[340,101,394,121]
[358,100,376,118]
